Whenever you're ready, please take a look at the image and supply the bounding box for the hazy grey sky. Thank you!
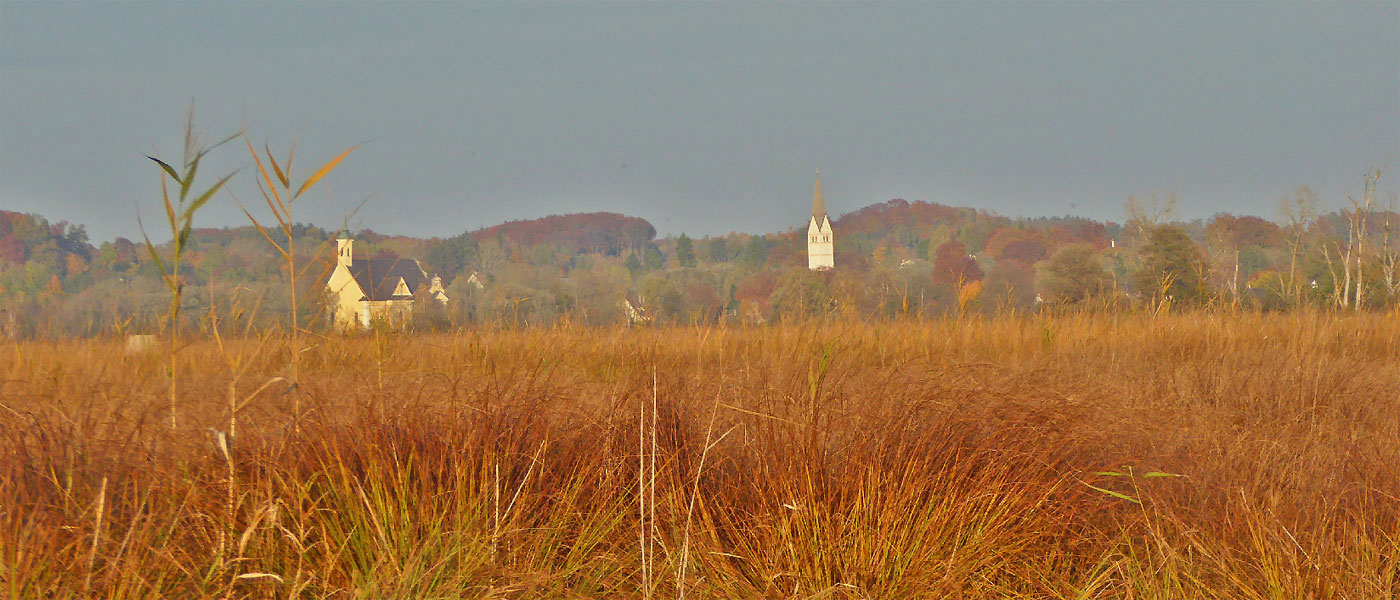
[2,1,1397,243]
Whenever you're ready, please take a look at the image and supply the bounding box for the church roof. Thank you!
[349,257,429,301]
[811,171,827,220]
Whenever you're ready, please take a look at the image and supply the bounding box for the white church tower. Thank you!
[807,170,835,270]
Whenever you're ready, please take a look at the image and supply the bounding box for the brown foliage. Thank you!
[833,198,965,236]
[1206,213,1285,248]
[932,241,984,285]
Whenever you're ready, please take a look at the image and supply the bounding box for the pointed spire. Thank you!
[811,169,827,221]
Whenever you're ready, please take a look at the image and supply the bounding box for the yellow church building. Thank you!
[325,235,447,328]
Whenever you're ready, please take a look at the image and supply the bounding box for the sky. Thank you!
[2,1,1397,244]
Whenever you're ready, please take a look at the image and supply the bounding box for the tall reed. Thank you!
[235,135,357,428]
[140,108,237,429]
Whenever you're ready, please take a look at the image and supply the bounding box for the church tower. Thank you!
[807,170,835,270]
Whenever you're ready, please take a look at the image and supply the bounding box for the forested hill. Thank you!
[2,190,1398,336]
[474,213,657,256]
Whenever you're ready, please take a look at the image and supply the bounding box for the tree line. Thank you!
[2,172,1397,337]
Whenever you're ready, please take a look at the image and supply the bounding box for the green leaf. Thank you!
[163,186,178,235]
[147,156,181,185]
[179,156,199,202]
[1142,471,1182,478]
[1093,471,1126,477]
[178,219,192,248]
[1081,482,1141,504]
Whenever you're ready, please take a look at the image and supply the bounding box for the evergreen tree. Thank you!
[741,236,770,270]
[708,238,728,263]
[675,234,696,267]
[424,232,479,282]
[624,253,643,277]
[643,244,665,271]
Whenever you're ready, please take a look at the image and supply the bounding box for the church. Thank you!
[325,235,448,328]
[807,171,835,270]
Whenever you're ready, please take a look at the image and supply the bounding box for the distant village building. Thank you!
[807,170,835,271]
[622,297,652,326]
[325,235,448,328]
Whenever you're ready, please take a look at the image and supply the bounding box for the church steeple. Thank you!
[811,169,827,221]
[807,169,835,271]
[336,231,354,268]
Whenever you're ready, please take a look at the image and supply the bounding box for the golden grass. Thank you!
[2,312,1397,598]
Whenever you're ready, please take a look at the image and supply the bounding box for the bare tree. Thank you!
[1280,186,1317,305]
[1319,169,1383,311]
[1204,225,1241,308]
[1125,192,1178,243]
[1380,191,1400,301]
[1347,168,1380,309]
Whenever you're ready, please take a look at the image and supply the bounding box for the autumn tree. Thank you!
[982,259,1036,312]
[1205,214,1283,248]
[0,235,23,264]
[984,227,1033,260]
[1134,225,1209,304]
[931,241,983,286]
[768,267,833,321]
[999,239,1048,264]
[734,269,778,317]
[1042,244,1113,304]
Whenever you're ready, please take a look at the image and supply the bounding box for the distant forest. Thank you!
[2,182,1397,337]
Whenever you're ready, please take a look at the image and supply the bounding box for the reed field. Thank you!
[2,312,1398,599]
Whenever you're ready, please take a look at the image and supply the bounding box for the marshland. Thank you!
[3,312,1397,598]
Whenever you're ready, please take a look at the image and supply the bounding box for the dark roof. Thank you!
[349,258,429,301]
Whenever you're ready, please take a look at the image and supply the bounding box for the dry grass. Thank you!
[1,312,1397,598]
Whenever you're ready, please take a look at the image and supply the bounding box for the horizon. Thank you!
[10,195,1376,248]
[2,2,1397,244]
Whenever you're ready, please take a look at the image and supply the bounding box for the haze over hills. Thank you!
[3,179,1397,338]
